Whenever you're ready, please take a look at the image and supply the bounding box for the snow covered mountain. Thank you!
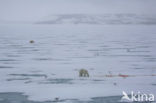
[36,14,156,25]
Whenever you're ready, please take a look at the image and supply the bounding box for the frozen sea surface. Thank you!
[0,24,156,102]
[1,92,153,103]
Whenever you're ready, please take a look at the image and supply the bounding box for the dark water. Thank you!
[0,92,153,103]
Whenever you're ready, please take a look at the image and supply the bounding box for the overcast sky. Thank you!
[0,0,156,22]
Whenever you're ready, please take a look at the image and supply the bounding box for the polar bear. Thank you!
[79,69,89,77]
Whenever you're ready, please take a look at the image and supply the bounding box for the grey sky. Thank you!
[0,0,156,22]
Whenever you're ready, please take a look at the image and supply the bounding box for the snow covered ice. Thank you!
[0,0,156,103]
[0,23,156,102]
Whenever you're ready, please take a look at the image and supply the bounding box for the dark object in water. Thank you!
[29,40,34,43]
[79,69,89,77]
